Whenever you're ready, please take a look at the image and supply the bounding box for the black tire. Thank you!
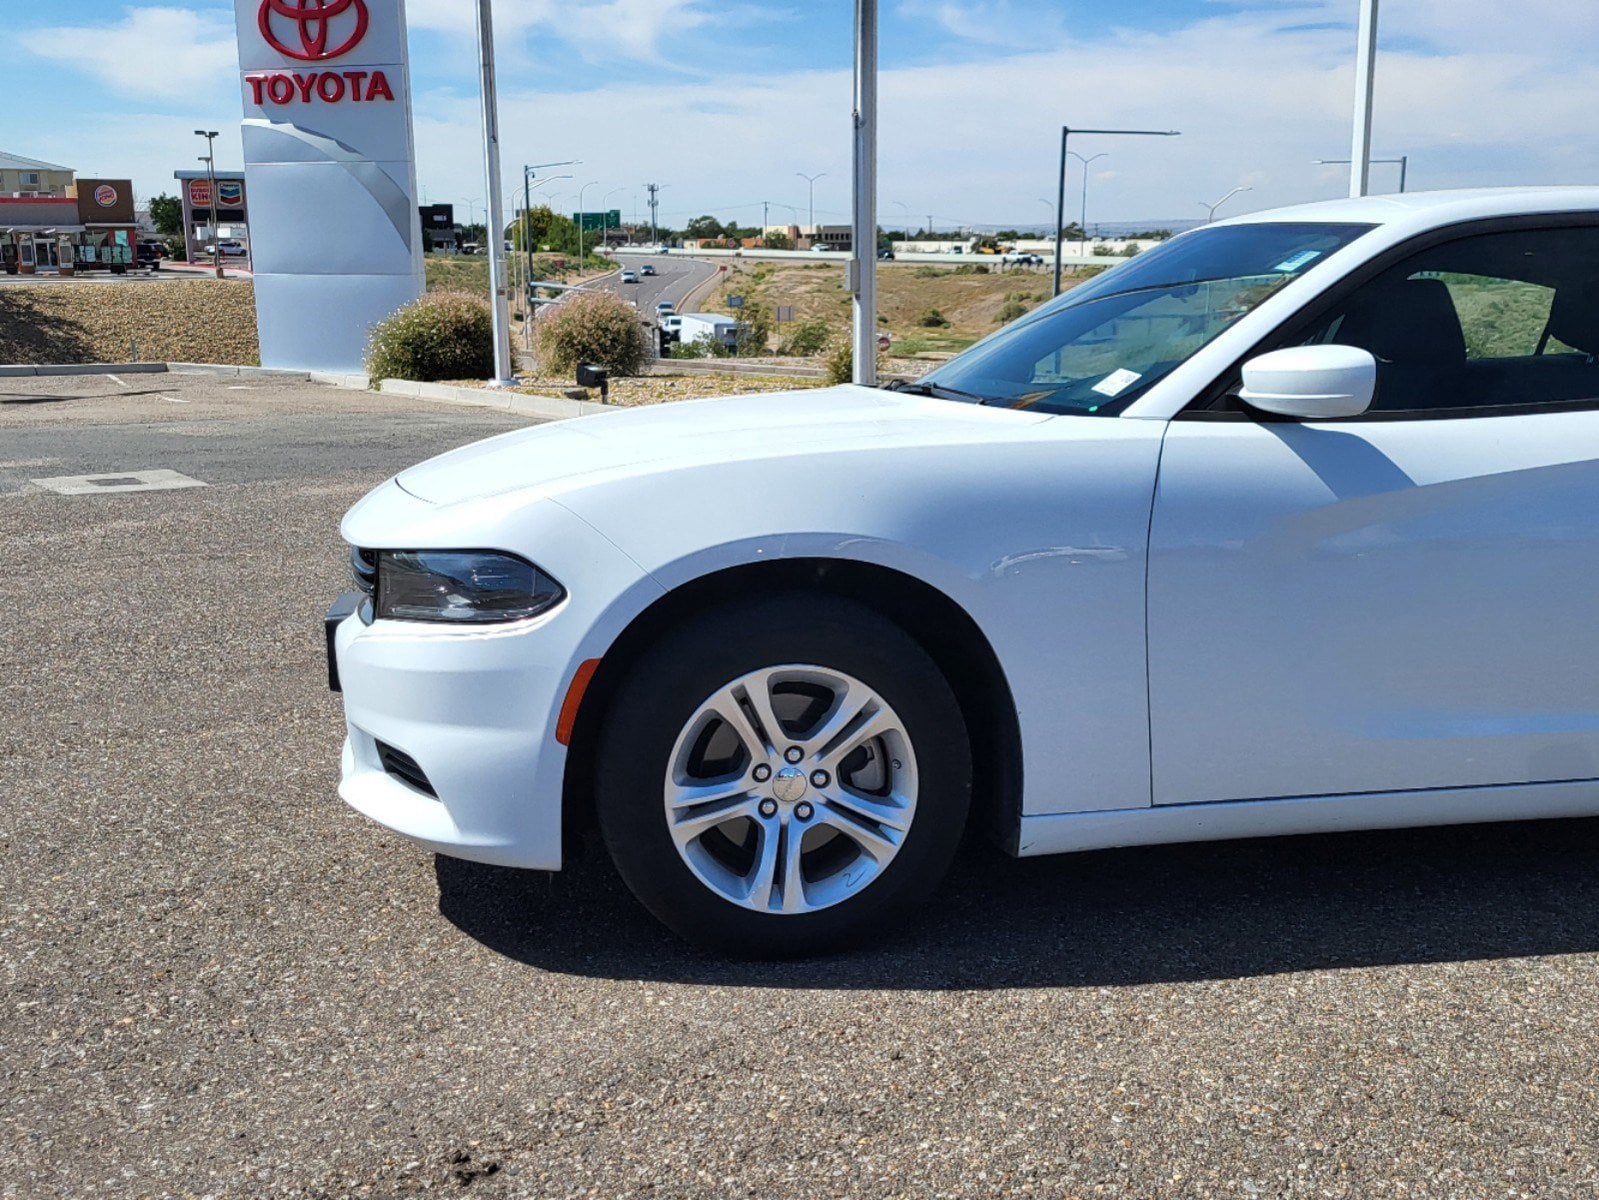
[595,592,971,958]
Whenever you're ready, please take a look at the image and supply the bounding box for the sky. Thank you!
[6,0,1599,231]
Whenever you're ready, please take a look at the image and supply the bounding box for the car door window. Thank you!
[1295,226,1599,415]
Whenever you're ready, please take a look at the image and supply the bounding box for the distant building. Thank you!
[806,224,852,251]
[0,151,75,198]
[0,179,140,275]
[419,204,457,253]
[174,169,250,263]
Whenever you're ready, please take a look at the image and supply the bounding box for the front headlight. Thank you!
[368,550,566,624]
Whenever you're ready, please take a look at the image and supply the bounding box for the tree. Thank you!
[685,215,726,241]
[148,193,183,237]
[762,230,794,250]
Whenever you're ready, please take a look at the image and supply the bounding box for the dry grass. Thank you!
[506,370,824,408]
[0,280,258,365]
[697,260,1090,356]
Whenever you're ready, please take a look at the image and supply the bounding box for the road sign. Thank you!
[727,295,744,308]
[572,210,621,232]
[776,305,795,323]
[877,332,893,352]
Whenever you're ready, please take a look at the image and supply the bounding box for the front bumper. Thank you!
[331,605,574,870]
[326,483,665,872]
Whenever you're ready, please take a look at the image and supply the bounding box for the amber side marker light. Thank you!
[556,659,603,746]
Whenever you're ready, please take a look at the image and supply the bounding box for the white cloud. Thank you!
[21,7,236,101]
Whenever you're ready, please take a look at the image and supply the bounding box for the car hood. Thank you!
[394,384,1052,507]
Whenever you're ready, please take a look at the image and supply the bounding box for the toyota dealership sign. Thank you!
[233,0,423,371]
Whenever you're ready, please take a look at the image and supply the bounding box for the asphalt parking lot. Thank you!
[5,372,1599,1198]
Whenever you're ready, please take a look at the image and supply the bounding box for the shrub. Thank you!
[996,300,1029,324]
[366,291,494,382]
[824,341,853,385]
[777,318,831,357]
[535,289,651,376]
[918,308,950,328]
[671,333,730,359]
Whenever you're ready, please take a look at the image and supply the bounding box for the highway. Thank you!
[589,253,720,324]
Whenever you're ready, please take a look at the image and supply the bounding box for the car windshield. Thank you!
[912,221,1373,415]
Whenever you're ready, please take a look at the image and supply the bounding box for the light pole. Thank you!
[796,171,826,236]
[576,181,598,262]
[474,0,517,385]
[1053,127,1180,296]
[600,187,625,252]
[523,159,579,273]
[1350,0,1380,197]
[1316,155,1407,193]
[1067,151,1107,255]
[194,130,223,278]
[1199,185,1252,223]
[850,0,879,386]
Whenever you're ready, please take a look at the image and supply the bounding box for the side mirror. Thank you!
[1237,344,1376,420]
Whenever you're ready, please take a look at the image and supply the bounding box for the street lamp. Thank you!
[522,158,580,272]
[796,171,826,235]
[194,130,223,278]
[1067,151,1107,255]
[1199,185,1252,223]
[1350,0,1380,197]
[576,180,597,262]
[600,186,625,252]
[1052,127,1180,295]
[1316,155,1408,193]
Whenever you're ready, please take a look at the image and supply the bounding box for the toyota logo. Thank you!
[258,0,369,62]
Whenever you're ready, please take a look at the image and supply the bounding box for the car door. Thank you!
[1148,220,1599,805]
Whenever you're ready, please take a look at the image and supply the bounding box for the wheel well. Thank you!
[562,558,1023,855]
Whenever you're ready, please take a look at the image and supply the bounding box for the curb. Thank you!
[373,378,610,421]
[0,362,169,378]
[168,363,311,379]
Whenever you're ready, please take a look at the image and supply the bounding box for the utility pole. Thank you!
[473,0,514,385]
[851,0,879,387]
[762,199,770,233]
[645,183,662,246]
[1351,0,1380,197]
[194,130,223,279]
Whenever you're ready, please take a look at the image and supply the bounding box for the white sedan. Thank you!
[329,188,1599,956]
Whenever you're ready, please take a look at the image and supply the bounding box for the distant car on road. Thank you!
[1002,251,1044,266]
[655,300,676,319]
[641,264,657,277]
[660,315,683,342]
[620,270,639,284]
[811,243,837,252]
[206,240,248,258]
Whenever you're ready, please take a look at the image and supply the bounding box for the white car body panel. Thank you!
[332,187,1599,871]
[1150,410,1599,803]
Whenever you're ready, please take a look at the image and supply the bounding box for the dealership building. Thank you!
[174,169,250,263]
[0,167,140,275]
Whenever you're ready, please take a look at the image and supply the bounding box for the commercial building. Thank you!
[174,169,250,263]
[0,151,74,198]
[0,178,140,275]
[419,204,457,253]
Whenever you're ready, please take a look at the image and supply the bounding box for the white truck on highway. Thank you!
[675,313,741,352]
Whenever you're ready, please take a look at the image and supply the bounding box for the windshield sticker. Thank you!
[1273,249,1322,273]
[1091,368,1143,398]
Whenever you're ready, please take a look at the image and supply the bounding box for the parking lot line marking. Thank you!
[30,469,208,496]
[105,374,128,388]
[159,394,190,404]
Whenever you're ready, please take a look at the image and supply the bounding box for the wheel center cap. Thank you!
[771,767,808,803]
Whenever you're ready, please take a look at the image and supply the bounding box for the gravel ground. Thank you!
[5,374,1599,1198]
[0,280,258,366]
